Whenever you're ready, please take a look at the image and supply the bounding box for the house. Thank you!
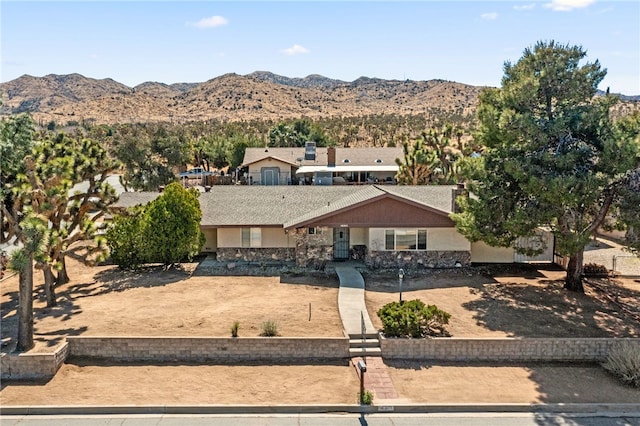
[114,184,548,268]
[240,146,403,186]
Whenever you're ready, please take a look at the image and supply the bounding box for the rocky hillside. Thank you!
[0,72,484,125]
[1,71,637,125]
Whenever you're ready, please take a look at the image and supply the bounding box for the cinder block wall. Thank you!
[381,337,640,362]
[1,343,69,380]
[66,336,350,362]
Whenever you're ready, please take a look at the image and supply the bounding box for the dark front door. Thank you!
[333,228,350,260]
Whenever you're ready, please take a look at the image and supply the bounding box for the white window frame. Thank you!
[384,229,427,251]
[242,227,262,248]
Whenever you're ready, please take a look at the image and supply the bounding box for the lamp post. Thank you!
[398,268,405,304]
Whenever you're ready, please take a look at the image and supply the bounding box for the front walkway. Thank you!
[335,265,375,336]
[335,265,402,402]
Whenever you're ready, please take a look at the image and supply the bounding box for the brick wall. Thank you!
[66,336,350,362]
[381,336,640,362]
[1,342,69,380]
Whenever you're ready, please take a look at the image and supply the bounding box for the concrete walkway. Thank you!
[335,265,376,336]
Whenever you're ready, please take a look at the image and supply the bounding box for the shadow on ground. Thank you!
[461,276,640,338]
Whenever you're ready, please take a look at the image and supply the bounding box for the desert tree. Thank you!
[12,133,119,306]
[452,41,640,292]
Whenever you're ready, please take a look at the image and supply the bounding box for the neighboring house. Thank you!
[114,185,548,268]
[240,146,403,186]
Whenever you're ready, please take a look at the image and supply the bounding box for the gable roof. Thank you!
[241,147,403,168]
[114,185,458,228]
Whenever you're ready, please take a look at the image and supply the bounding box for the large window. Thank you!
[384,229,427,251]
[242,227,262,248]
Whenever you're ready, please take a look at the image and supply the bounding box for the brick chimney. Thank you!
[327,146,336,167]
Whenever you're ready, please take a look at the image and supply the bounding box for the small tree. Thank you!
[106,183,204,269]
[143,183,204,268]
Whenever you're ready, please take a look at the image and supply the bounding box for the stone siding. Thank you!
[381,336,640,362]
[294,227,333,267]
[365,251,470,269]
[67,337,350,363]
[216,247,295,263]
[1,342,69,380]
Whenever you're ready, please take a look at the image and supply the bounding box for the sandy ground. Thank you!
[1,261,342,353]
[364,266,640,338]
[2,259,639,406]
[0,362,359,406]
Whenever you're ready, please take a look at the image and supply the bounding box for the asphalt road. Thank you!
[2,413,640,426]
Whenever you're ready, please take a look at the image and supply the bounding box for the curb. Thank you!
[2,403,640,416]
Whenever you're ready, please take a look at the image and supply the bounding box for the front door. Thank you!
[261,167,280,186]
[333,228,350,260]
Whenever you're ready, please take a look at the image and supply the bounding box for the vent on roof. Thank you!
[375,159,383,163]
[343,159,350,163]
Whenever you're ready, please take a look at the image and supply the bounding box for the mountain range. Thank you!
[0,71,637,125]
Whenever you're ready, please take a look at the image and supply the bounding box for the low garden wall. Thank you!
[1,342,69,380]
[365,251,471,269]
[66,336,350,363]
[216,248,295,263]
[380,336,640,362]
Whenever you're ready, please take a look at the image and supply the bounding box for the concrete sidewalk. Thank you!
[335,265,376,336]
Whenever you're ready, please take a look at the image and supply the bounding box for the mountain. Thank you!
[1,72,637,125]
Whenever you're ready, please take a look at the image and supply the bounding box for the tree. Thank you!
[22,134,118,306]
[452,41,640,292]
[106,183,204,269]
[143,183,204,267]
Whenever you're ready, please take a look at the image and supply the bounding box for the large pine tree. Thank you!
[453,41,640,292]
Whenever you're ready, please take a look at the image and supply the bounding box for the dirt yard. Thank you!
[2,259,640,406]
[0,259,342,353]
[364,266,640,338]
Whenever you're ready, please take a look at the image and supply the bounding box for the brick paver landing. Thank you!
[351,356,399,400]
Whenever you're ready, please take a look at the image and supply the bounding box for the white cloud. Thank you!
[543,0,595,12]
[481,12,498,20]
[192,16,228,29]
[282,44,310,56]
[514,4,536,11]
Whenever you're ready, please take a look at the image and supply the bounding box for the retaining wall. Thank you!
[380,336,640,362]
[66,336,350,363]
[1,342,69,380]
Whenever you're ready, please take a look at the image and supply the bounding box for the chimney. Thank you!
[451,182,468,213]
[327,146,336,167]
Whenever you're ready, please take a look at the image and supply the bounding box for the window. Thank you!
[242,227,262,248]
[384,229,427,251]
[308,227,323,235]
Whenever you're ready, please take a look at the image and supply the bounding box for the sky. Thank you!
[1,0,639,95]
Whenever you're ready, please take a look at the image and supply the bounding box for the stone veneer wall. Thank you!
[381,336,640,362]
[294,227,333,267]
[66,337,350,362]
[365,251,470,269]
[216,247,295,263]
[1,342,69,380]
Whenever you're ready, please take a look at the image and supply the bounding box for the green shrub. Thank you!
[602,342,640,388]
[377,299,451,338]
[260,320,279,337]
[360,390,374,405]
[231,321,240,338]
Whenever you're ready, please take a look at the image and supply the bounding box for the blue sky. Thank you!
[2,1,639,95]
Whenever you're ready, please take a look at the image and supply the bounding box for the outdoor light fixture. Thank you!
[398,268,405,303]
